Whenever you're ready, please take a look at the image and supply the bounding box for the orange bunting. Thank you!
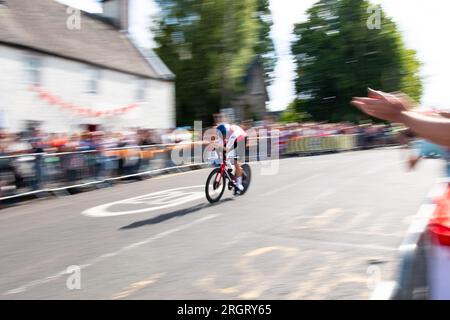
[30,85,139,118]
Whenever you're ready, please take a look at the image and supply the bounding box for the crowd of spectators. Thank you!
[249,121,399,152]
[0,127,178,196]
[0,120,400,198]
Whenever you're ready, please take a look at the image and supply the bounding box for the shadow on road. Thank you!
[119,198,234,230]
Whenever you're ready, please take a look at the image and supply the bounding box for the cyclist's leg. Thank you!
[235,159,243,178]
[234,159,244,192]
[230,140,245,192]
[232,140,242,178]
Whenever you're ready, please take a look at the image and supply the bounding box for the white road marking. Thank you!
[264,234,397,252]
[4,213,221,296]
[152,169,208,180]
[82,185,204,217]
[260,173,324,197]
[312,190,335,201]
[405,203,436,234]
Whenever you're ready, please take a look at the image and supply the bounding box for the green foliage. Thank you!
[291,0,423,122]
[152,0,276,126]
[254,0,276,85]
[279,100,311,123]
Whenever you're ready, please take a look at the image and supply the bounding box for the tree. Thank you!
[279,100,311,123]
[152,0,276,126]
[291,0,423,122]
[254,0,276,86]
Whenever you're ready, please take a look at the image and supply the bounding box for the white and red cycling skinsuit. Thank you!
[222,124,247,159]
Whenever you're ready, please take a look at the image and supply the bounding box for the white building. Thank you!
[0,0,175,133]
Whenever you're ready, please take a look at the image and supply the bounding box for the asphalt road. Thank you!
[0,148,443,300]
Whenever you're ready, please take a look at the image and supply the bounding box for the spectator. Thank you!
[0,120,404,197]
[0,130,14,196]
[62,133,84,182]
[352,89,450,177]
[5,133,34,190]
[352,88,450,147]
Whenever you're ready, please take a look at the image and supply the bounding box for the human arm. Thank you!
[398,111,450,147]
[352,89,450,147]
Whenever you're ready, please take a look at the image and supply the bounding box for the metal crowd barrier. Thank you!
[285,132,400,155]
[0,132,400,204]
[285,134,359,154]
[0,142,210,203]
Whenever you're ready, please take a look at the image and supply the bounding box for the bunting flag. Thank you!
[29,85,139,118]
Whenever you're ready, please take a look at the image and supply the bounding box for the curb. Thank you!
[372,179,448,300]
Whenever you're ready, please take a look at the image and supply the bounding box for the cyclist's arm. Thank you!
[226,132,238,151]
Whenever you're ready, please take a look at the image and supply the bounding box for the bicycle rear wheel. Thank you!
[239,164,252,195]
[205,168,226,203]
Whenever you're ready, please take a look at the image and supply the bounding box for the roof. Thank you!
[0,0,173,80]
[134,46,175,80]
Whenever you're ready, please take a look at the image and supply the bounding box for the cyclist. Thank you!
[216,123,247,192]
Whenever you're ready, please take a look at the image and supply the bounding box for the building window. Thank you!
[24,57,42,85]
[135,78,147,101]
[85,67,100,94]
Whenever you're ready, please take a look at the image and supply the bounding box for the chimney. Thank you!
[100,0,129,32]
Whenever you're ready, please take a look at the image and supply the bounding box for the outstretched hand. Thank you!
[351,88,413,122]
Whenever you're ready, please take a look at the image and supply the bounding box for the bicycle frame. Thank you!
[214,140,235,187]
[205,139,250,203]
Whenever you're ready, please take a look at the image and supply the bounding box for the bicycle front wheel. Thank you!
[205,168,226,203]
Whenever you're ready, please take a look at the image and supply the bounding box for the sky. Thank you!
[57,0,450,112]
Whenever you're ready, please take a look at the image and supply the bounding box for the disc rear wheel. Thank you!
[236,164,251,195]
